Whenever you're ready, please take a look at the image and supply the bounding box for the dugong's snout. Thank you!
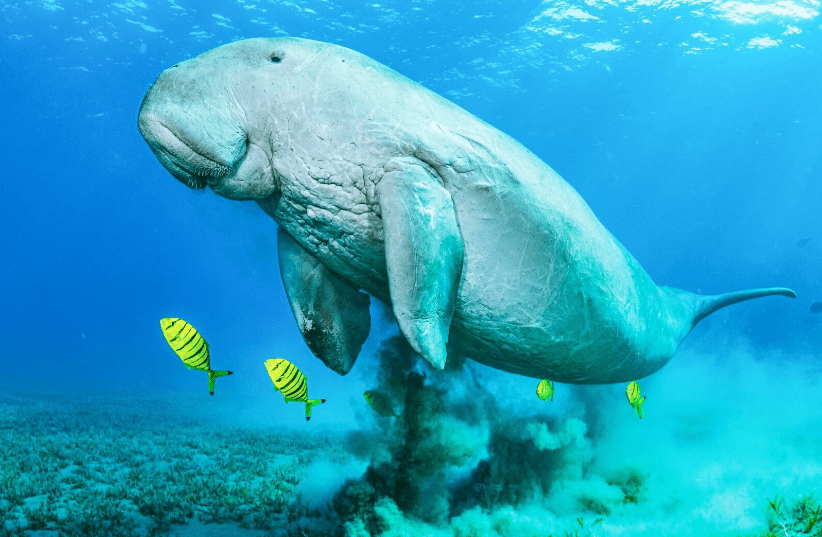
[138,110,233,189]
[138,66,278,200]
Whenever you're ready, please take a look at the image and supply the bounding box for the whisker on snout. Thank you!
[184,176,208,191]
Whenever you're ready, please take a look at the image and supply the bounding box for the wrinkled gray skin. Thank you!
[138,37,795,384]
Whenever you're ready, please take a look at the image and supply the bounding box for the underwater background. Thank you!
[1,0,821,536]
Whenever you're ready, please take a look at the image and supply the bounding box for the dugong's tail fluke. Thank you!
[693,287,796,326]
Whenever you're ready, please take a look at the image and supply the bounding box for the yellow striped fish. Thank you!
[159,318,233,395]
[364,390,399,418]
[264,358,325,421]
[536,379,554,401]
[626,381,645,419]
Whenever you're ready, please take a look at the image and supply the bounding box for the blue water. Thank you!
[1,1,821,535]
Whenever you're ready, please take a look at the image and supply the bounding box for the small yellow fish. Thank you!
[264,358,325,421]
[159,318,232,395]
[536,379,554,401]
[364,390,399,417]
[626,381,645,418]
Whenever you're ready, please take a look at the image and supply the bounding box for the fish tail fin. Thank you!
[208,370,233,395]
[638,397,645,419]
[305,398,326,421]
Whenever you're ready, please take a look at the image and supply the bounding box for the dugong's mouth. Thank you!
[139,96,275,200]
[140,115,235,190]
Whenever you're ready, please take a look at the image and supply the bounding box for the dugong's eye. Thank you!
[269,53,282,63]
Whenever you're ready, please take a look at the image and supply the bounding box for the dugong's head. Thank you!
[138,38,311,200]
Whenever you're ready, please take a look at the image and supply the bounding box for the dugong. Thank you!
[138,38,794,384]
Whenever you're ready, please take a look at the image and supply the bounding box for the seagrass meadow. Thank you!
[2,336,822,537]
[0,393,337,537]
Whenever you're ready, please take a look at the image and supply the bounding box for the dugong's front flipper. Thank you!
[277,229,371,375]
[377,160,464,370]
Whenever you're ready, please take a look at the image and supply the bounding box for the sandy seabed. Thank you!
[2,341,822,537]
[0,393,342,537]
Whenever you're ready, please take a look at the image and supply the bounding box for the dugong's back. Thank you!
[138,38,795,385]
[297,41,677,382]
